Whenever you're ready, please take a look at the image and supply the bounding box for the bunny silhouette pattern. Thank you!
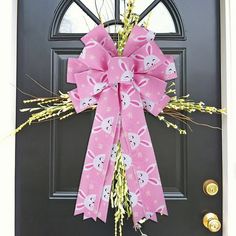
[122,153,132,170]
[142,99,155,112]
[110,143,119,162]
[76,190,96,212]
[129,190,142,207]
[84,150,105,172]
[102,185,111,202]
[133,43,160,71]
[120,87,141,110]
[87,74,108,94]
[133,30,156,42]
[128,126,152,150]
[93,113,114,134]
[119,59,134,82]
[137,164,161,188]
[80,96,97,110]
[165,61,177,75]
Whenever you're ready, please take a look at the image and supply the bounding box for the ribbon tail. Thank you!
[119,130,146,225]
[120,87,168,225]
[150,214,158,222]
[97,122,121,222]
[74,88,120,221]
[131,124,168,220]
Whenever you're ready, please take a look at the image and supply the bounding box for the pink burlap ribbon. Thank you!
[67,25,177,224]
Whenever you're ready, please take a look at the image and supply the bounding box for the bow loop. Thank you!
[82,24,118,57]
[69,89,98,113]
[67,58,89,84]
[74,70,108,99]
[142,94,170,116]
[123,25,156,57]
[134,74,167,103]
[79,41,111,71]
[147,55,177,81]
[131,41,166,73]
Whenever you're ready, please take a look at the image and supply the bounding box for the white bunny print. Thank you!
[142,99,154,112]
[133,30,156,42]
[128,126,152,150]
[102,185,111,202]
[84,150,105,172]
[122,154,132,170]
[80,96,97,109]
[133,43,160,71]
[120,87,141,110]
[80,41,97,59]
[129,190,142,207]
[137,164,161,188]
[87,74,107,94]
[76,190,96,211]
[110,144,118,162]
[119,59,134,82]
[165,61,176,75]
[93,113,114,134]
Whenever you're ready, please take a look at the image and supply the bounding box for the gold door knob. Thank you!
[203,213,221,232]
[203,179,219,196]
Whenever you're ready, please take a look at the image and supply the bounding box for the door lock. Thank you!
[203,179,219,196]
[203,213,221,232]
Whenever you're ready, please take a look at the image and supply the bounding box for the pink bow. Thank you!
[67,25,177,224]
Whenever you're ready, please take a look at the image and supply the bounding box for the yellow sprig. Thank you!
[110,143,132,236]
[117,0,139,56]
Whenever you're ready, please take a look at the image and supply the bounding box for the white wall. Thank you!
[0,0,17,235]
[0,0,236,235]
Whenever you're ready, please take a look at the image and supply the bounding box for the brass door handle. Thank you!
[203,213,221,232]
[203,179,219,196]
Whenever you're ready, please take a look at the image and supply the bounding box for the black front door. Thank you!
[16,0,222,235]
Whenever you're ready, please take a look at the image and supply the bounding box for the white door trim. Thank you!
[220,1,236,236]
[0,0,235,235]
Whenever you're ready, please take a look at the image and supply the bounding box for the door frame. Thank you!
[220,1,236,236]
[0,0,235,235]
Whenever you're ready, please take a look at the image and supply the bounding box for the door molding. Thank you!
[0,0,235,235]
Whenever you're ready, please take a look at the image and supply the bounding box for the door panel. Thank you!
[16,0,222,235]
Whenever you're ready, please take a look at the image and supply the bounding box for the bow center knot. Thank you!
[107,57,134,84]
